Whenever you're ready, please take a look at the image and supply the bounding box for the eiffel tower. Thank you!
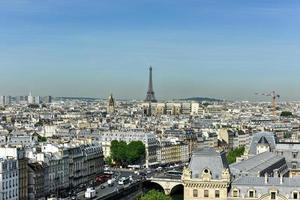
[144,66,157,102]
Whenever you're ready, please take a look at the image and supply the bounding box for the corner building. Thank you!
[182,147,300,200]
[182,148,231,200]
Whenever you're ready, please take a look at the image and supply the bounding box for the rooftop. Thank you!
[189,147,229,180]
[233,176,300,187]
[230,152,285,177]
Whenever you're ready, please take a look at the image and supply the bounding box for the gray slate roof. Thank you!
[230,152,285,177]
[231,176,300,198]
[233,176,300,187]
[258,136,269,145]
[189,147,229,180]
[248,132,276,155]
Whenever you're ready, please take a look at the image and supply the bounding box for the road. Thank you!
[75,170,138,200]
[66,165,184,200]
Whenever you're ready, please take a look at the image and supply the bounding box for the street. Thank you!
[74,170,138,200]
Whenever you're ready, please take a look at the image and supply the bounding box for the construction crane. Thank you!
[255,91,280,116]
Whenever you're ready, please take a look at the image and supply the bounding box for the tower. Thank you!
[28,92,34,104]
[107,94,115,114]
[144,66,157,102]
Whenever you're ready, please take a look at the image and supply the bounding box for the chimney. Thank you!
[264,173,268,184]
[280,174,283,184]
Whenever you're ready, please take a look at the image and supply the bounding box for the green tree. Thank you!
[38,136,47,142]
[111,140,128,166]
[33,132,47,142]
[105,156,113,166]
[110,140,146,166]
[35,120,44,127]
[284,132,292,139]
[28,104,40,109]
[281,111,293,117]
[140,190,171,200]
[227,146,245,164]
[127,141,145,164]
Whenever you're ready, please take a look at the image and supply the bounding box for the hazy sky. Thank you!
[0,0,300,101]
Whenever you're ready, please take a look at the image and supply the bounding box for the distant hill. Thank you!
[56,96,100,101]
[180,97,223,102]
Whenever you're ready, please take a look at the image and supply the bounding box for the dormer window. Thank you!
[293,152,298,159]
[249,190,255,198]
[233,189,239,197]
[293,191,299,199]
[292,162,297,169]
[271,192,276,199]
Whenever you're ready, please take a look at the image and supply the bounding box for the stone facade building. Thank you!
[182,133,300,200]
[182,148,231,200]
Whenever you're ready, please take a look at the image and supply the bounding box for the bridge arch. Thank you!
[169,184,184,196]
[143,180,165,193]
[147,179,184,195]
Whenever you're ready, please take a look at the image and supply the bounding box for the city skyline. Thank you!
[1,0,300,101]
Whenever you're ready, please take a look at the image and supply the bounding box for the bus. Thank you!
[96,174,111,184]
[128,165,141,170]
[166,170,182,177]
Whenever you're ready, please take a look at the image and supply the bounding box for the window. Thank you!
[293,192,298,199]
[292,162,297,169]
[249,190,254,198]
[215,190,220,198]
[293,152,298,159]
[233,189,238,197]
[193,189,198,197]
[204,190,209,198]
[271,192,276,199]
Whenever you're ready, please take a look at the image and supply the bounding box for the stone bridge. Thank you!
[146,177,184,195]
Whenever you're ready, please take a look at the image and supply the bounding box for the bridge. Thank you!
[146,176,183,195]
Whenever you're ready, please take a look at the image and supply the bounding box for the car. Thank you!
[71,196,77,200]
[104,167,110,171]
[104,171,114,175]
[156,167,162,171]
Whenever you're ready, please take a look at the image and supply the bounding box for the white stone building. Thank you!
[0,157,19,200]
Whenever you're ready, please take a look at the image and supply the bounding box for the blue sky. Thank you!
[0,0,300,100]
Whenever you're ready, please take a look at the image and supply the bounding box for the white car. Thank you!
[85,188,96,199]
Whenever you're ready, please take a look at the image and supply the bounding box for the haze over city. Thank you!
[3,1,300,200]
[1,0,300,100]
